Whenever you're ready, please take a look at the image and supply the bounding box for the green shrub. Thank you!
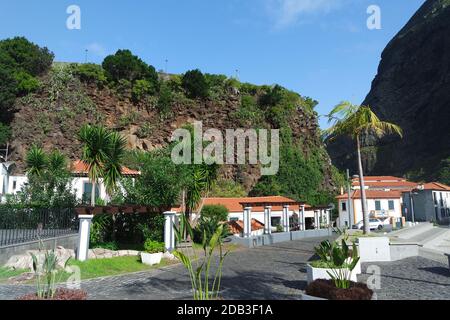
[232,95,265,127]
[167,74,183,92]
[157,82,173,114]
[132,79,155,102]
[136,123,154,138]
[119,111,139,127]
[210,179,247,198]
[193,216,230,245]
[143,239,164,253]
[182,69,209,99]
[201,205,229,222]
[91,242,119,251]
[0,37,54,76]
[73,63,107,86]
[102,49,158,87]
[14,71,40,95]
[0,122,11,145]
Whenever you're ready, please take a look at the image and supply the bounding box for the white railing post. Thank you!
[264,206,272,235]
[164,211,177,252]
[314,210,319,230]
[76,215,93,261]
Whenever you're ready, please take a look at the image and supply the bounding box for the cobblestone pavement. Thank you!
[359,257,450,300]
[1,237,449,300]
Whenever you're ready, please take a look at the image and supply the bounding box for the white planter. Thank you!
[140,252,163,266]
[358,237,391,262]
[306,264,358,284]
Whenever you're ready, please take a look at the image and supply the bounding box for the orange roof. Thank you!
[422,182,450,191]
[353,176,407,182]
[172,196,305,213]
[71,160,141,176]
[227,219,264,234]
[337,189,402,200]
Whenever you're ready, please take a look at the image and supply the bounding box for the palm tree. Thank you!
[78,124,126,206]
[325,102,403,234]
[26,145,48,177]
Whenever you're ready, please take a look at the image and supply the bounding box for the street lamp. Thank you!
[409,187,421,223]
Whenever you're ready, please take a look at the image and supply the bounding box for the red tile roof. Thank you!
[71,160,141,176]
[336,189,403,200]
[172,196,306,213]
[351,176,417,189]
[227,219,265,234]
[422,182,450,191]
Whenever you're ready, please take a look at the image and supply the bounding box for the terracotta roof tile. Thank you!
[422,182,450,191]
[336,189,403,200]
[71,160,141,176]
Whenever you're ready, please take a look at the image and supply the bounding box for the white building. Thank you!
[337,189,404,228]
[0,160,140,204]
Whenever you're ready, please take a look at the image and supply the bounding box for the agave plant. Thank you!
[173,215,230,300]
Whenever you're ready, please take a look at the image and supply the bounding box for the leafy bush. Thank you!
[14,70,40,95]
[157,82,173,115]
[232,95,265,127]
[210,179,247,198]
[132,79,156,102]
[102,49,158,87]
[73,63,107,86]
[0,122,11,145]
[167,74,183,92]
[182,69,209,99]
[136,123,154,139]
[0,37,54,76]
[91,242,119,251]
[201,205,229,222]
[143,239,164,253]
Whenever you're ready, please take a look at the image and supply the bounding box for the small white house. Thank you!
[0,160,140,204]
[337,190,404,228]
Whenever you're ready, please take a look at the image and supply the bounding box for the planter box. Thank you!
[306,264,358,284]
[446,254,450,271]
[301,292,377,300]
[141,252,163,266]
[358,237,391,262]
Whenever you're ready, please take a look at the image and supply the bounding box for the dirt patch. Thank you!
[305,279,373,300]
[17,288,88,300]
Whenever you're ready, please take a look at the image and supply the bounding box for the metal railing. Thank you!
[0,207,78,247]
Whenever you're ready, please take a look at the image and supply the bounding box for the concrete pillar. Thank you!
[314,211,319,230]
[326,209,331,228]
[164,211,177,252]
[243,207,252,238]
[283,205,290,233]
[264,206,272,235]
[300,205,306,231]
[76,215,93,261]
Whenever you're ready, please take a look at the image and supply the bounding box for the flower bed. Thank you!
[305,279,373,300]
[17,289,87,300]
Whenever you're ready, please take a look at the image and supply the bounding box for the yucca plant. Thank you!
[173,215,230,300]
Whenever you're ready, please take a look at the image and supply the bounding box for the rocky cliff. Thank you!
[327,0,450,181]
[6,62,338,197]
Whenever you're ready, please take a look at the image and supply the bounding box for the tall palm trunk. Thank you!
[90,180,96,207]
[356,135,370,234]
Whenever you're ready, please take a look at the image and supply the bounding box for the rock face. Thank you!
[327,0,450,180]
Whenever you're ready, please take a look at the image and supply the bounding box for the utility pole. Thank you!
[165,59,168,74]
[84,49,88,63]
[346,169,353,228]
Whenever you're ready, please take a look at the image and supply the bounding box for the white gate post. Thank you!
[326,209,331,228]
[77,215,93,261]
[314,210,319,230]
[300,205,306,231]
[283,205,290,233]
[264,206,272,235]
[243,206,252,238]
[164,211,177,252]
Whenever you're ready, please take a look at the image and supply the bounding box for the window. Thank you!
[341,202,347,212]
[12,180,17,190]
[82,182,100,205]
[388,200,395,210]
[271,217,281,227]
[229,217,239,222]
[375,200,381,211]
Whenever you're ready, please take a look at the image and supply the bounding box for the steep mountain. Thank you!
[327,0,450,182]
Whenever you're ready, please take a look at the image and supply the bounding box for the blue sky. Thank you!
[0,0,424,128]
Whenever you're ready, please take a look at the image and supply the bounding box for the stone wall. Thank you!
[0,234,79,266]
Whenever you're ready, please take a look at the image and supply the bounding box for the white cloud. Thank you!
[85,42,107,58]
[267,0,344,29]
